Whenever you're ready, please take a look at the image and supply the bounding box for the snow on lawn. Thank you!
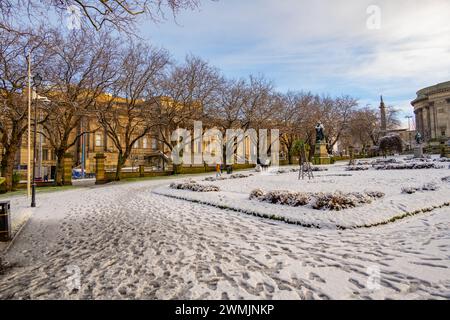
[154,159,450,229]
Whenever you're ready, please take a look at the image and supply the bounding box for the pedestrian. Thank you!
[216,163,222,178]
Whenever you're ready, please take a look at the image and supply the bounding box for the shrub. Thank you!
[230,173,253,179]
[345,166,369,171]
[379,134,403,155]
[170,180,220,192]
[204,173,252,182]
[375,162,444,170]
[422,182,439,191]
[312,192,382,211]
[249,188,265,200]
[401,182,439,194]
[401,186,420,194]
[204,176,227,182]
[249,189,384,211]
[311,166,328,172]
[249,189,310,206]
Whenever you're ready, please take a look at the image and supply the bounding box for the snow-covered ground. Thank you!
[154,160,450,229]
[0,159,449,299]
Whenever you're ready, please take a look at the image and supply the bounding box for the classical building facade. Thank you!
[411,81,450,144]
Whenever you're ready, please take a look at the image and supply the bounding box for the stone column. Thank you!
[419,109,425,137]
[426,106,432,140]
[63,153,73,186]
[95,153,107,185]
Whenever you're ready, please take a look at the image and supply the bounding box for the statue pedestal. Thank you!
[313,142,331,165]
[414,145,424,158]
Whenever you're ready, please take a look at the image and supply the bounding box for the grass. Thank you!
[0,168,253,198]
[0,185,80,199]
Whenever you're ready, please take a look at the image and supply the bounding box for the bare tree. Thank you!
[0,29,51,191]
[1,0,204,34]
[96,42,170,180]
[153,55,222,156]
[276,91,316,164]
[342,106,379,154]
[319,95,358,153]
[41,29,119,185]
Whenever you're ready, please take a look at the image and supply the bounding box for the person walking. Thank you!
[215,163,222,178]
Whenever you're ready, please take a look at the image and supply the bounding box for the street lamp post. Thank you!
[31,73,42,208]
[405,115,413,151]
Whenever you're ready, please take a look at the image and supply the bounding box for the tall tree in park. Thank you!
[276,91,316,164]
[41,30,119,185]
[0,0,204,34]
[152,55,222,155]
[95,42,170,180]
[319,95,358,153]
[0,29,51,191]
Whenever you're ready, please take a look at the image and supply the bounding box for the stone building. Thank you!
[411,81,450,145]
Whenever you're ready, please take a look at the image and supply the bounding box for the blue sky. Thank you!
[138,0,450,127]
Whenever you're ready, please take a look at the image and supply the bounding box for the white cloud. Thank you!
[142,0,450,124]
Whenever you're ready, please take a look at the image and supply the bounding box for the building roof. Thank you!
[411,81,450,106]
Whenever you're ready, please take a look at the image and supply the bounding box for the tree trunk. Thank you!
[288,153,293,165]
[1,148,17,192]
[115,152,125,181]
[55,149,65,186]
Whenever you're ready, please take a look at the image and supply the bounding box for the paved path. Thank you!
[0,178,449,299]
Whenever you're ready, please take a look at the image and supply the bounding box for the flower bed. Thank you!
[345,166,370,171]
[170,180,220,192]
[250,189,385,211]
[204,173,253,182]
[375,162,444,170]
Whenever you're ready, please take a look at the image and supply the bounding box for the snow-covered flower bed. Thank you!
[204,173,253,182]
[374,162,444,170]
[345,166,370,171]
[401,182,439,194]
[250,189,384,211]
[170,180,220,192]
[154,159,450,229]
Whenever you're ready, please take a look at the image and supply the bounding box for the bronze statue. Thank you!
[415,132,422,145]
[315,122,325,143]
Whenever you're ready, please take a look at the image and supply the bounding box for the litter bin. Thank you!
[0,201,11,242]
[226,165,233,174]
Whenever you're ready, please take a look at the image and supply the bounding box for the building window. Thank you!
[142,137,148,149]
[446,98,450,104]
[95,133,103,147]
[133,140,139,149]
[152,138,158,150]
[42,149,49,161]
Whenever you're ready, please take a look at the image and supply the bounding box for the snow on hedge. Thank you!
[249,189,384,211]
[170,180,220,192]
[204,173,253,182]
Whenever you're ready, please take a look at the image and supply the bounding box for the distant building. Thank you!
[411,81,450,144]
